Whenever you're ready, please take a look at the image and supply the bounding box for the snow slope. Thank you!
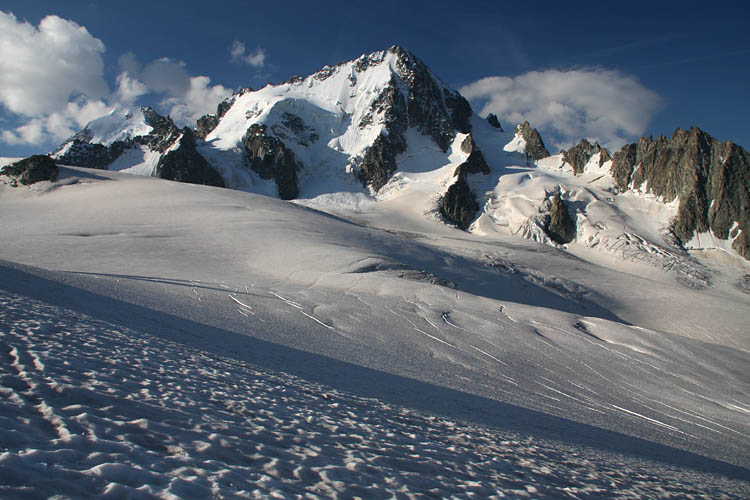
[2,275,747,498]
[0,167,748,497]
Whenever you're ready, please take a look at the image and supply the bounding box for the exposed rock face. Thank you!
[55,107,182,169]
[440,135,490,229]
[390,46,472,151]
[544,191,576,244]
[139,107,183,152]
[55,134,127,169]
[242,124,300,200]
[357,46,474,192]
[195,95,237,140]
[54,107,226,188]
[563,139,611,175]
[517,121,550,161]
[271,112,319,147]
[486,113,503,131]
[155,128,225,187]
[1,155,58,185]
[441,173,479,229]
[455,135,490,176]
[610,127,750,259]
[359,134,401,192]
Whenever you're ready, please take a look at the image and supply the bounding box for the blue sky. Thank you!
[1,0,749,156]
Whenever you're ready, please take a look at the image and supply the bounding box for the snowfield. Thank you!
[1,166,749,498]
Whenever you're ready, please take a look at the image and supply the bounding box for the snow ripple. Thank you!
[1,290,747,499]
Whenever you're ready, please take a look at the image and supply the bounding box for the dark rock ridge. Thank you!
[139,107,183,153]
[517,121,550,161]
[242,124,300,200]
[357,46,473,191]
[486,113,503,131]
[390,46,472,151]
[441,173,479,230]
[1,155,58,185]
[562,139,611,175]
[55,136,127,170]
[271,112,319,147]
[359,134,402,193]
[55,106,181,169]
[195,91,244,140]
[54,107,225,187]
[543,190,577,244]
[455,135,490,176]
[610,127,750,259]
[440,135,490,229]
[155,128,225,187]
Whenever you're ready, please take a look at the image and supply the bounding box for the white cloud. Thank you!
[2,98,111,146]
[0,12,108,117]
[161,76,232,125]
[460,68,663,151]
[230,40,267,68]
[141,58,191,96]
[2,119,45,145]
[114,72,148,105]
[0,11,233,147]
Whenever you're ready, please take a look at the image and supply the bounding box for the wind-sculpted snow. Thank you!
[2,288,748,498]
[0,166,749,497]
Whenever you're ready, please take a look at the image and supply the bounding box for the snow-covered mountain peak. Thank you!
[194,46,474,199]
[69,106,153,148]
[205,46,468,150]
[40,47,750,267]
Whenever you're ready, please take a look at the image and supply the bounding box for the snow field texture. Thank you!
[0,165,749,498]
[1,289,748,499]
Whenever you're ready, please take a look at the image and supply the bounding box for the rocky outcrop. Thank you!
[358,76,408,191]
[486,113,503,131]
[55,134,127,169]
[544,190,576,244]
[139,107,182,152]
[455,135,490,176]
[441,173,479,230]
[53,107,225,188]
[390,46,472,151]
[358,46,474,192]
[55,107,182,169]
[359,135,402,192]
[517,121,550,161]
[242,124,300,200]
[155,128,225,187]
[195,95,237,140]
[563,139,611,175]
[440,135,490,229]
[1,155,58,185]
[610,127,750,259]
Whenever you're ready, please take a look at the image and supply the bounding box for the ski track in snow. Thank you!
[1,289,748,499]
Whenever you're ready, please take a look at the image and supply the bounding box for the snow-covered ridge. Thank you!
[41,47,750,269]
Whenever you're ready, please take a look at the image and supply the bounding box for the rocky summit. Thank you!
[1,155,58,185]
[610,127,750,259]
[562,139,611,175]
[517,121,550,161]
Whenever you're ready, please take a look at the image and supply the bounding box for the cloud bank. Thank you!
[460,68,663,151]
[0,12,231,148]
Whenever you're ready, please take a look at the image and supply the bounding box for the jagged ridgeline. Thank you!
[55,107,224,187]
[609,128,750,259]
[555,129,750,260]
[50,46,480,204]
[38,45,750,262]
